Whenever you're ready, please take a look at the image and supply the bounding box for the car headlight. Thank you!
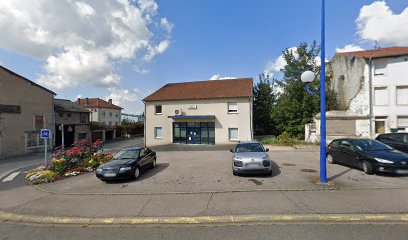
[119,166,132,173]
[374,158,394,164]
[96,168,103,173]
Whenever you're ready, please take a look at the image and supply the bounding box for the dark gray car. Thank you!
[230,141,272,176]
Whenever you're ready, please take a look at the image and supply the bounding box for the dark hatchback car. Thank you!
[96,147,156,181]
[376,133,408,154]
[326,138,408,175]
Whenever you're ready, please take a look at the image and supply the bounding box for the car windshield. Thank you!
[235,143,265,152]
[352,140,392,151]
[112,149,139,160]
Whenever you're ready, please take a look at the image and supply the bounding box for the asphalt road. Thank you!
[1,222,408,240]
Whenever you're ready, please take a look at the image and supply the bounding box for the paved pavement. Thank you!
[1,144,408,221]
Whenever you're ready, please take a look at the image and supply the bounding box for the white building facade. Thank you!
[306,47,408,142]
[143,78,254,147]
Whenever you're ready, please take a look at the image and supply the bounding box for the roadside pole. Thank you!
[61,124,64,150]
[40,129,51,168]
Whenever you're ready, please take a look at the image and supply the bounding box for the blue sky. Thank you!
[0,0,407,114]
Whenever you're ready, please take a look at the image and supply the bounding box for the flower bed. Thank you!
[26,139,113,185]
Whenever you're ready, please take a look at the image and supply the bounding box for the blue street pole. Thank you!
[319,0,327,183]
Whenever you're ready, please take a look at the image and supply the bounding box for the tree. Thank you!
[253,75,276,136]
[271,41,337,138]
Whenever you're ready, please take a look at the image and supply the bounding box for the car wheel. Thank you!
[267,170,273,176]
[133,167,140,180]
[150,158,157,169]
[362,161,374,175]
[233,170,238,176]
[326,154,335,164]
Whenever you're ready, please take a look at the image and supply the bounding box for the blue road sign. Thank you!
[40,129,51,139]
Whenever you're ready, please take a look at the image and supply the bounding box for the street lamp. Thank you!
[301,0,327,184]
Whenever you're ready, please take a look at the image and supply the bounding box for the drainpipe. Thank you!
[368,57,374,138]
[52,97,56,149]
[144,101,147,147]
[249,96,253,140]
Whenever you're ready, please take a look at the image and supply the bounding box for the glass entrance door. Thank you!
[187,127,200,144]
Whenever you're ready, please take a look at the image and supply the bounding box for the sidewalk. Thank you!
[1,181,408,219]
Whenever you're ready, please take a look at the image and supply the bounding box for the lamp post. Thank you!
[301,0,327,183]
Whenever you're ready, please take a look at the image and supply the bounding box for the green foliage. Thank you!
[253,78,276,135]
[271,41,338,138]
[258,132,301,146]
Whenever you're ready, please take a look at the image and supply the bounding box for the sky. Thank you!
[0,0,407,115]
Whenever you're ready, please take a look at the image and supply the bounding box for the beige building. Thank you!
[143,78,253,147]
[0,65,55,158]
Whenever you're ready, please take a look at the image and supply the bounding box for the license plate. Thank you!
[103,173,117,177]
[246,163,260,167]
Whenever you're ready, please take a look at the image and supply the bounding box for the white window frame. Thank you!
[374,87,389,106]
[155,105,163,115]
[154,127,163,139]
[396,86,408,105]
[228,102,238,114]
[228,128,239,141]
[397,116,408,128]
[33,115,45,130]
[374,60,387,76]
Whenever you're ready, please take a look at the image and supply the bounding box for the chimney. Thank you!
[77,98,80,105]
[86,98,89,104]
[108,99,112,106]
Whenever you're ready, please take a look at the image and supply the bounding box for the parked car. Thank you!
[230,141,272,176]
[376,133,408,154]
[326,138,408,175]
[96,147,156,181]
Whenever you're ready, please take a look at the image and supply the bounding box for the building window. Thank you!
[172,122,215,145]
[80,113,88,124]
[102,111,106,117]
[397,117,408,130]
[396,86,408,105]
[155,127,162,139]
[67,113,71,118]
[115,121,118,125]
[115,113,118,118]
[59,113,64,118]
[78,133,87,140]
[155,105,162,114]
[109,121,112,126]
[228,102,238,113]
[34,115,44,130]
[374,60,387,76]
[374,87,388,106]
[26,131,45,148]
[375,118,387,134]
[228,128,239,141]
[109,112,112,117]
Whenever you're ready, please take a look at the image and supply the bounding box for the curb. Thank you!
[32,184,408,196]
[1,210,408,225]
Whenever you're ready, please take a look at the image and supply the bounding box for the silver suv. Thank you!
[230,141,272,176]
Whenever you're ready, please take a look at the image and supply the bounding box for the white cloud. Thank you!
[0,0,173,89]
[75,94,82,100]
[264,47,298,76]
[160,17,174,33]
[356,1,408,45]
[143,39,170,61]
[336,44,365,53]
[133,65,150,74]
[209,74,236,80]
[106,87,142,106]
[75,2,95,18]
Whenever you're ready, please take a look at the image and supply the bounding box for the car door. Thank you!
[144,148,154,165]
[138,148,148,169]
[338,140,358,167]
